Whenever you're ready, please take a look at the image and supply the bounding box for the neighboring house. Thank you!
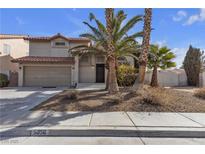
[1,33,107,87]
[0,34,29,86]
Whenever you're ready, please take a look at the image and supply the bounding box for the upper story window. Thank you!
[55,42,66,46]
[3,44,11,55]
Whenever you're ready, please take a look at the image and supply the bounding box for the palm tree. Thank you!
[133,8,152,90]
[70,9,143,93]
[105,8,119,94]
[148,45,176,87]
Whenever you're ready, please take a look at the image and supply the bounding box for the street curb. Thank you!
[1,129,205,138]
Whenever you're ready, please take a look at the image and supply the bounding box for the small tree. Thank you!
[148,45,176,87]
[183,45,204,86]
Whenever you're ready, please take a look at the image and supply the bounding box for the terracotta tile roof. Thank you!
[0,33,90,42]
[23,33,90,42]
[0,34,28,39]
[11,56,75,64]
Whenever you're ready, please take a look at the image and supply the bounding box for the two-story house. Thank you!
[0,33,107,87]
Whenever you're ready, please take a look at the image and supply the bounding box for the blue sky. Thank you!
[0,8,205,67]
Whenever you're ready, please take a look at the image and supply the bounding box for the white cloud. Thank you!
[173,10,187,22]
[15,17,25,25]
[184,8,205,25]
[155,40,167,47]
[136,37,142,44]
[171,47,188,68]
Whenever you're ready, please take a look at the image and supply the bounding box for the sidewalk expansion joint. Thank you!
[88,113,93,126]
[125,112,145,145]
[177,112,204,127]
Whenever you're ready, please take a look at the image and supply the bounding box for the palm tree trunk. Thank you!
[150,65,158,87]
[105,8,119,94]
[105,71,109,90]
[137,64,146,86]
[105,63,109,90]
[108,56,119,93]
[133,8,152,90]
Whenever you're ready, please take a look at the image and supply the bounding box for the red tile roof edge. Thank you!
[0,33,90,42]
[11,56,75,64]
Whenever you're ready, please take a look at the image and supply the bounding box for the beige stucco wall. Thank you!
[29,41,51,56]
[0,38,29,58]
[78,54,106,83]
[29,38,89,57]
[145,69,188,87]
[79,54,95,83]
[0,38,28,78]
[145,69,204,87]
[0,55,18,77]
[199,71,205,87]
[203,72,205,87]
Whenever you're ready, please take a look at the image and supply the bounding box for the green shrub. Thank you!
[117,64,137,87]
[183,45,204,86]
[0,73,9,87]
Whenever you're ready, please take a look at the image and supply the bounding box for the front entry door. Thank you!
[96,64,105,83]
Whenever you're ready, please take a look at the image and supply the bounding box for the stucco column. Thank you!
[18,64,23,86]
[203,72,205,87]
[74,55,79,84]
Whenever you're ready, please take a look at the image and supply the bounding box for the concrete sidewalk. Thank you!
[1,112,204,128]
[1,111,205,144]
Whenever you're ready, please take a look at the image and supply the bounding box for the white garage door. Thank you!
[24,66,71,87]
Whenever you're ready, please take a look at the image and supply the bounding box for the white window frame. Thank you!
[3,44,11,55]
[51,41,68,48]
[55,41,66,46]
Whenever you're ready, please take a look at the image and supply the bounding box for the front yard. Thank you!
[32,86,205,112]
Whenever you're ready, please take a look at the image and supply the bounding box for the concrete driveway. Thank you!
[0,87,64,126]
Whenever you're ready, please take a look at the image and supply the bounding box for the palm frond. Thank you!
[117,15,143,40]
[83,21,104,40]
[89,13,107,35]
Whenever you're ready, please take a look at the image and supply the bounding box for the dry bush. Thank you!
[66,90,79,100]
[194,88,205,99]
[141,88,165,106]
[132,85,149,96]
[108,93,124,104]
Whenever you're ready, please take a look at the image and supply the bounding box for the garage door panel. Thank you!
[24,66,71,87]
